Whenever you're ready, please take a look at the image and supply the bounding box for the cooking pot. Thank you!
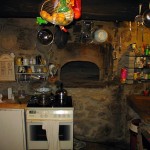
[38,92,57,107]
[34,87,52,106]
[37,29,54,45]
[38,93,50,107]
[48,92,56,107]
[29,94,40,106]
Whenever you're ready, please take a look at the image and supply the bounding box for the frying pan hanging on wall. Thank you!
[54,27,69,49]
[143,9,150,28]
[37,28,54,45]
[143,2,150,28]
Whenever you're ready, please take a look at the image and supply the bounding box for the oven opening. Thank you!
[30,125,46,141]
[59,125,70,140]
[60,61,100,87]
[29,125,71,141]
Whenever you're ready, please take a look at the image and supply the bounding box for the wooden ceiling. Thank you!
[0,0,149,21]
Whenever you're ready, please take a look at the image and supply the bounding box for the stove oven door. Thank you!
[26,121,73,150]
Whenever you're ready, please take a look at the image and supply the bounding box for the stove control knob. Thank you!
[45,112,48,118]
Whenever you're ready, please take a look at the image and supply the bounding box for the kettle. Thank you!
[55,83,67,106]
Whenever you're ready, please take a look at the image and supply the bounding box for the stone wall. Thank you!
[0,18,150,144]
[69,86,125,142]
[67,82,150,143]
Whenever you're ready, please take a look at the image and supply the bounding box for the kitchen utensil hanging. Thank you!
[141,23,144,42]
[135,4,143,25]
[129,21,132,38]
[54,26,69,49]
[119,35,122,52]
[143,2,150,28]
[37,28,54,45]
[40,0,74,26]
[135,4,143,40]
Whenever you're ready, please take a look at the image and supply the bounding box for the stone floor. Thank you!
[84,142,130,150]
[74,140,130,150]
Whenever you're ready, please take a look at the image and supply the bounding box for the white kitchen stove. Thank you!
[25,107,74,150]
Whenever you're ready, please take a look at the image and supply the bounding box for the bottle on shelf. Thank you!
[145,44,149,56]
[120,67,127,84]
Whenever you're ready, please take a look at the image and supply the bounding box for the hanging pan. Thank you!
[143,3,150,28]
[54,27,69,49]
[37,28,54,45]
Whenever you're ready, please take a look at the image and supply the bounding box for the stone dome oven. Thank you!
[56,43,114,87]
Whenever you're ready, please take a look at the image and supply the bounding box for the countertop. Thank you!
[0,99,27,109]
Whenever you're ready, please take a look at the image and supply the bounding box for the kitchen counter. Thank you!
[127,95,150,147]
[0,99,27,109]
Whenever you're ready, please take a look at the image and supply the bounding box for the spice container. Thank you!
[16,57,23,66]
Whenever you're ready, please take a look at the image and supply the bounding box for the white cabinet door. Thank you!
[0,109,26,150]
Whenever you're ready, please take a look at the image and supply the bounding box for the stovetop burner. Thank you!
[27,95,73,108]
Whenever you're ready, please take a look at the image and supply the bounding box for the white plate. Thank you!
[94,29,108,43]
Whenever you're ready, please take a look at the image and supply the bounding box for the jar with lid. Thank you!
[29,57,36,65]
[23,57,29,66]
[147,60,150,68]
[16,57,23,66]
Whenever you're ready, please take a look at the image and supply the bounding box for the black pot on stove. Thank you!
[28,94,40,107]
[47,92,56,107]
[38,91,57,107]
[38,92,51,107]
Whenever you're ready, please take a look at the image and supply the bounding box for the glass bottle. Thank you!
[145,45,149,56]
[55,83,68,106]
